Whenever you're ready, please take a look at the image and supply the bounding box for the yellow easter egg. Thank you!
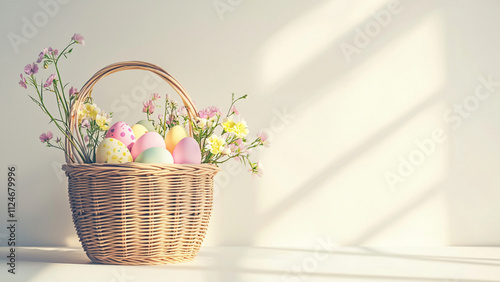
[131,124,149,140]
[164,125,189,154]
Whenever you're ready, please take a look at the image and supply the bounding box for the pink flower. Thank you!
[71,33,85,45]
[43,74,56,88]
[158,114,164,120]
[36,48,48,63]
[228,143,239,156]
[257,131,268,142]
[213,106,223,116]
[81,119,90,129]
[257,131,270,147]
[39,131,53,143]
[199,106,222,119]
[178,106,188,117]
[84,135,89,142]
[198,109,209,119]
[69,86,77,96]
[48,47,58,56]
[249,161,263,177]
[229,138,250,158]
[24,63,39,76]
[19,74,27,89]
[166,114,175,125]
[151,93,161,101]
[231,105,239,115]
[143,100,155,114]
[236,138,246,149]
[55,137,61,143]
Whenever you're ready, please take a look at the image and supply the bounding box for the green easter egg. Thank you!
[136,120,155,132]
[135,147,174,164]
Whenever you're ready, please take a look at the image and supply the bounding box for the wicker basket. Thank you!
[62,61,220,265]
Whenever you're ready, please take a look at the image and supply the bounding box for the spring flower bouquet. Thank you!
[142,93,268,176]
[21,33,267,175]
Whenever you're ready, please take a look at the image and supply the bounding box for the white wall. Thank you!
[1,0,500,249]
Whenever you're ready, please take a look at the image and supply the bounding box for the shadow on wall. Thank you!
[209,0,452,280]
[249,0,445,246]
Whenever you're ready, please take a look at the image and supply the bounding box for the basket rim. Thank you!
[62,162,221,171]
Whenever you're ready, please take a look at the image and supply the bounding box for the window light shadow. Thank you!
[257,89,446,230]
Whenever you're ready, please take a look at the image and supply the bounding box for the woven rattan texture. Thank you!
[63,163,219,265]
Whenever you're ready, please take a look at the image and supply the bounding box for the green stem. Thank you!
[79,126,89,158]
[55,41,76,64]
[54,62,70,119]
[163,99,168,136]
[225,94,247,117]
[51,85,65,125]
[54,41,78,120]
[33,81,86,162]
[212,156,234,165]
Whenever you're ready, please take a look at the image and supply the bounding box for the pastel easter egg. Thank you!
[105,121,135,150]
[131,132,165,160]
[131,124,148,140]
[173,137,201,165]
[96,138,133,164]
[165,125,189,154]
[136,120,155,132]
[135,147,174,164]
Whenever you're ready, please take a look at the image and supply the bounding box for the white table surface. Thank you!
[1,246,500,282]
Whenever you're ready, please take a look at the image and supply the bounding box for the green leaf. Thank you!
[28,95,41,107]
[68,48,73,53]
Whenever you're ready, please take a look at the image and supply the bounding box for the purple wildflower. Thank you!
[39,131,53,143]
[43,74,56,88]
[24,63,39,76]
[19,74,27,89]
[69,86,77,96]
[71,33,85,45]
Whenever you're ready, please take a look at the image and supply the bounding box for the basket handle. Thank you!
[65,61,198,164]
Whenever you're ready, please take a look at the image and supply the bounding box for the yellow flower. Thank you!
[222,117,248,138]
[233,121,249,138]
[77,110,86,124]
[205,134,226,155]
[96,112,111,131]
[222,118,236,132]
[90,107,100,120]
[78,103,100,122]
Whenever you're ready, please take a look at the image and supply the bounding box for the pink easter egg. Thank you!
[173,137,201,164]
[105,121,136,150]
[131,132,165,160]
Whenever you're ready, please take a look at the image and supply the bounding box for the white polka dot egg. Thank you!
[96,138,133,164]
